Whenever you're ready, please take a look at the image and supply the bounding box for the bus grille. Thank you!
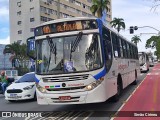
[42,74,89,82]
[47,86,85,91]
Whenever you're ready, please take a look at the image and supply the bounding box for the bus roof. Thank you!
[38,17,97,27]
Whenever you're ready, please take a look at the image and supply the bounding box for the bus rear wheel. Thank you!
[132,70,137,85]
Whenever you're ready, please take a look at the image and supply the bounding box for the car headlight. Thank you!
[85,77,104,91]
[36,83,46,93]
[23,85,34,90]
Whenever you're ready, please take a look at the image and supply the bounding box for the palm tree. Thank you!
[90,0,110,18]
[131,35,141,46]
[110,18,125,33]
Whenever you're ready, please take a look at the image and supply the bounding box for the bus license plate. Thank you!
[59,96,71,101]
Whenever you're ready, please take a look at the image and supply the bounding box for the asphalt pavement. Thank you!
[112,64,160,120]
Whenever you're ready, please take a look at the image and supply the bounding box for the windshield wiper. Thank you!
[47,36,57,64]
[70,32,83,61]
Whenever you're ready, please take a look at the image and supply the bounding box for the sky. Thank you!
[112,0,160,52]
[0,0,160,52]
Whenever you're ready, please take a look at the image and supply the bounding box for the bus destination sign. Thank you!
[35,20,97,36]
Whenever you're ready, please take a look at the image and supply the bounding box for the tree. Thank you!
[145,35,160,59]
[3,42,30,75]
[151,0,160,11]
[131,35,141,46]
[110,18,125,32]
[90,0,110,18]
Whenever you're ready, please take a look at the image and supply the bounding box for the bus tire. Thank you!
[132,70,137,85]
[112,76,123,102]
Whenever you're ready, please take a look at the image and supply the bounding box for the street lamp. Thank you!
[129,26,138,34]
[129,26,160,34]
[139,33,158,36]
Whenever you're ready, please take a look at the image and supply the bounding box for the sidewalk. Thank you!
[112,64,160,120]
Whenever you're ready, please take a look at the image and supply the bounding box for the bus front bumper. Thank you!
[36,84,107,105]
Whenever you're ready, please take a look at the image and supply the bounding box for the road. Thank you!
[0,68,150,120]
[113,63,160,120]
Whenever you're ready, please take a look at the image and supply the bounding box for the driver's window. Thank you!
[102,26,112,70]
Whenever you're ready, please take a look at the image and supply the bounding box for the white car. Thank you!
[5,72,36,102]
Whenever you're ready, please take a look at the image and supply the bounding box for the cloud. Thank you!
[0,36,10,45]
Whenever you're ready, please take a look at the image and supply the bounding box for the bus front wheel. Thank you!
[112,77,123,102]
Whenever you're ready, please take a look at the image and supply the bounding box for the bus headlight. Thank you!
[36,84,46,93]
[85,77,104,91]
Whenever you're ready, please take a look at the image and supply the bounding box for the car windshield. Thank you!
[15,73,35,83]
[36,33,103,75]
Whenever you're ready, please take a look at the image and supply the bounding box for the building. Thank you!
[9,0,112,44]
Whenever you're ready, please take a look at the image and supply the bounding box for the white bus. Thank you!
[138,52,149,72]
[27,17,140,104]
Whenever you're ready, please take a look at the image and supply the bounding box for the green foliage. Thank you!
[131,35,141,46]
[110,18,126,32]
[145,36,160,59]
[3,42,30,75]
[90,0,109,18]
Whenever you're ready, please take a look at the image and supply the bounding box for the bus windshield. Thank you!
[36,34,103,74]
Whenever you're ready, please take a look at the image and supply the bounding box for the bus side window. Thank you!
[102,26,112,70]
[129,44,133,59]
[121,39,127,58]
[119,38,123,58]
[111,32,121,58]
[126,42,130,58]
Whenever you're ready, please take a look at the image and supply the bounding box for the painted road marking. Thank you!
[153,79,158,103]
[83,112,94,120]
[26,111,93,120]
[110,75,148,120]
[72,112,86,120]
[147,73,160,76]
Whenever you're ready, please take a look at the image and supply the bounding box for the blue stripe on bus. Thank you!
[35,77,40,83]
[96,18,107,73]
[93,68,107,80]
